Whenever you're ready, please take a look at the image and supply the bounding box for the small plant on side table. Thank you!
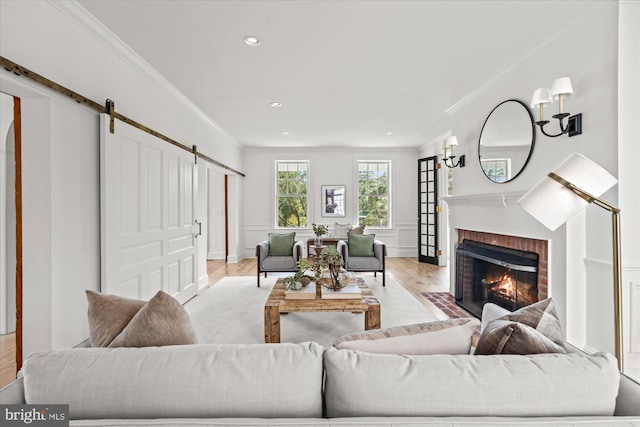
[312,223,328,246]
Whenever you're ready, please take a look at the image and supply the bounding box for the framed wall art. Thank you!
[321,185,345,217]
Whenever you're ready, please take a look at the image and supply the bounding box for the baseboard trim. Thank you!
[198,274,209,289]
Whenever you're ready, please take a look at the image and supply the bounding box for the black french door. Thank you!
[418,156,439,265]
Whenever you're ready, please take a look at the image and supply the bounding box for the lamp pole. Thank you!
[548,172,624,371]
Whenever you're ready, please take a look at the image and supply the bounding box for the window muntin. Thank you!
[480,158,511,183]
[357,161,390,227]
[276,161,308,228]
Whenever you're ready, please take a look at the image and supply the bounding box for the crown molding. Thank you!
[444,1,613,116]
[48,0,240,148]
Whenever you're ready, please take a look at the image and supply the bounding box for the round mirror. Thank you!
[478,99,535,183]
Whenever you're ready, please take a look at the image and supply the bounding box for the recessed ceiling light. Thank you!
[282,131,291,135]
[270,102,282,108]
[386,131,393,135]
[243,36,260,46]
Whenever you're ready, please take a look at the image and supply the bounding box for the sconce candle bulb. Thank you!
[442,136,465,168]
[531,77,581,138]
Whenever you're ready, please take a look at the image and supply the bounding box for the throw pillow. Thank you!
[268,232,295,256]
[350,225,365,235]
[475,298,566,355]
[333,223,351,239]
[334,318,480,355]
[108,290,198,348]
[474,320,567,355]
[86,290,145,347]
[347,231,375,257]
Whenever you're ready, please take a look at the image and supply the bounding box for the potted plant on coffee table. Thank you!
[284,259,315,291]
[313,246,346,291]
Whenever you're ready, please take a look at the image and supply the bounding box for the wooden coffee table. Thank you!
[264,277,381,343]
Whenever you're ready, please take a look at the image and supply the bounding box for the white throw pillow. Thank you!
[333,223,351,239]
[333,318,480,355]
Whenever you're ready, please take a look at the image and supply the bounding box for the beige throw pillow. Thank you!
[350,225,365,235]
[475,298,566,355]
[86,290,145,347]
[108,290,198,348]
[334,318,480,355]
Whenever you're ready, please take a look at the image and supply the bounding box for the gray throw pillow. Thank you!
[108,290,198,348]
[269,232,295,256]
[348,231,375,257]
[475,298,566,355]
[86,290,145,347]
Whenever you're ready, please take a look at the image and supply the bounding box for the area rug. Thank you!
[421,291,473,319]
[185,275,440,348]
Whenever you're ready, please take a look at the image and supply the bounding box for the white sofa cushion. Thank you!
[23,342,324,420]
[324,348,619,418]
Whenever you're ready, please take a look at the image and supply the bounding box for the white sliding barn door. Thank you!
[100,115,198,303]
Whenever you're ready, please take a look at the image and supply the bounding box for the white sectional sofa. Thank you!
[2,303,640,426]
[2,341,640,426]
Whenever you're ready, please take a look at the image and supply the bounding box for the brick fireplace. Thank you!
[456,229,548,317]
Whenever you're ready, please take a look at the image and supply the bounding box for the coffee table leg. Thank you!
[364,304,381,330]
[264,305,281,343]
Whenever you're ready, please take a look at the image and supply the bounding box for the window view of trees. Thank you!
[480,159,510,183]
[357,161,390,227]
[276,161,308,227]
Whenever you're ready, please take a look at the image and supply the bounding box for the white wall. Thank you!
[0,1,244,357]
[618,0,640,380]
[242,147,418,258]
[427,2,623,357]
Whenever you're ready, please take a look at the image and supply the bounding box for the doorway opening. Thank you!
[1,92,22,388]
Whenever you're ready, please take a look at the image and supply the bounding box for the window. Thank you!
[357,161,390,227]
[480,158,511,183]
[276,161,308,227]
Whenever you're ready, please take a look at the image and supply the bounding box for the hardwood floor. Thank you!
[0,333,16,389]
[0,257,450,389]
[203,257,451,317]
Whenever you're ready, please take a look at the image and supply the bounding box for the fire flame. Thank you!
[494,274,514,297]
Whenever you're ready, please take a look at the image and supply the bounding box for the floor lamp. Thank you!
[518,152,623,371]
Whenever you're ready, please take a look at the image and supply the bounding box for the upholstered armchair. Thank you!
[256,233,304,287]
[337,234,386,286]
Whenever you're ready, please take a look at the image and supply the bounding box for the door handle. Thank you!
[194,219,202,238]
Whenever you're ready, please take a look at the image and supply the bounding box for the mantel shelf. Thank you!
[440,191,527,207]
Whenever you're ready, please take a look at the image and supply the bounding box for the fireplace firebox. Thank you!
[455,240,538,318]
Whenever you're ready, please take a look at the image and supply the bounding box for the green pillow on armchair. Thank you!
[347,231,375,257]
[268,232,295,256]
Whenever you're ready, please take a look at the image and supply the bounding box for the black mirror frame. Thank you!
[478,99,536,184]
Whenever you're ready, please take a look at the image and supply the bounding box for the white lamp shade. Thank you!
[518,153,617,231]
[445,136,458,147]
[549,77,574,97]
[530,88,551,108]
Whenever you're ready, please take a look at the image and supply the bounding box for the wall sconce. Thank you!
[442,136,465,168]
[530,77,582,138]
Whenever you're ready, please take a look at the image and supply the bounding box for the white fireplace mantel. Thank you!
[441,191,526,208]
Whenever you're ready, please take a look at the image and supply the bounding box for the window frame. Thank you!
[480,158,512,183]
[355,160,392,229]
[274,160,310,229]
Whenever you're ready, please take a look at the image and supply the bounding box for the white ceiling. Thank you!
[77,0,598,149]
